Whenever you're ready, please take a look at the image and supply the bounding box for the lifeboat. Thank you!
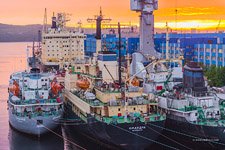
[51,81,61,96]
[76,78,90,90]
[9,80,20,97]
[131,77,140,87]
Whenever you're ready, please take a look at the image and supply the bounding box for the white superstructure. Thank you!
[8,69,63,135]
[41,13,86,68]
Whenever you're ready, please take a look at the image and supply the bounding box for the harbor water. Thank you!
[0,42,224,150]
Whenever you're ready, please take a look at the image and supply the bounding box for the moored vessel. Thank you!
[157,61,225,144]
[8,68,64,136]
[63,52,166,149]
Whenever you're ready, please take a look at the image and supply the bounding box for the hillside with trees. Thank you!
[0,23,43,42]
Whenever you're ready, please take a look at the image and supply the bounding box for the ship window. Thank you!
[118,108,120,111]
[134,108,136,111]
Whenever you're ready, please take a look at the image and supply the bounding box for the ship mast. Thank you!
[43,8,48,33]
[87,7,111,55]
[118,22,122,87]
[87,7,111,40]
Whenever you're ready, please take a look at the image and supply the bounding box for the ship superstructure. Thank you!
[8,68,63,135]
[41,13,86,70]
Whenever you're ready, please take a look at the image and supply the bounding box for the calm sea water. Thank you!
[0,42,223,150]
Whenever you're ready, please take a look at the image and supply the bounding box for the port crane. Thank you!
[130,0,160,78]
[130,0,159,59]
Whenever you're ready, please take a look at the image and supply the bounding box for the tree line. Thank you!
[204,65,225,87]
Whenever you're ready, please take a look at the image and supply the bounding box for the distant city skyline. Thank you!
[0,0,225,30]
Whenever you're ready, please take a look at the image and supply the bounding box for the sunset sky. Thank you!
[0,0,225,30]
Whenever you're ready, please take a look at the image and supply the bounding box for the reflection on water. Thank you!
[9,126,64,150]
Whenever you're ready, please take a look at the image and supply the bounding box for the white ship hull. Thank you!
[8,107,63,135]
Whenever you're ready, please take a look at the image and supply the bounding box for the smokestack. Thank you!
[51,12,57,29]
[95,16,102,39]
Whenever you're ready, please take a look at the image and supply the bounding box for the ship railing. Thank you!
[72,91,104,106]
[95,113,164,124]
[9,98,63,106]
[12,110,62,118]
[94,86,121,93]
[71,71,102,79]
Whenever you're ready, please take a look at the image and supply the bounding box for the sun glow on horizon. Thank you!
[0,0,225,31]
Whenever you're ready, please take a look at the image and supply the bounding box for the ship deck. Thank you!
[71,71,102,79]
[97,114,165,124]
[9,98,63,106]
[67,90,165,124]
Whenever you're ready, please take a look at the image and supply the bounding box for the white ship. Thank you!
[8,68,63,135]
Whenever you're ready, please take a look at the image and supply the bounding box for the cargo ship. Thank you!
[157,61,225,144]
[63,50,166,149]
[8,67,64,136]
[61,1,170,149]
